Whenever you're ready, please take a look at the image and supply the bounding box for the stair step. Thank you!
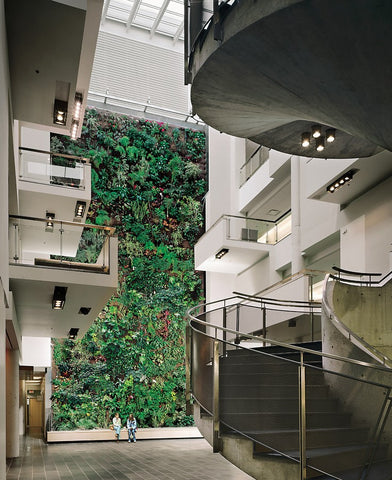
[220,361,322,373]
[314,459,392,480]
[249,426,369,451]
[221,397,339,413]
[220,371,325,386]
[221,411,351,430]
[220,384,330,398]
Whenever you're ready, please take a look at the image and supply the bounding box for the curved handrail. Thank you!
[188,295,392,377]
[330,267,392,287]
[322,274,392,368]
[188,293,392,479]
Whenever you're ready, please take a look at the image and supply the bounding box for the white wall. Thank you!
[20,337,51,368]
[206,128,243,228]
[0,0,9,475]
[90,28,189,114]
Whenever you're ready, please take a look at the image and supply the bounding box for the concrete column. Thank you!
[0,294,6,478]
[291,156,305,274]
[6,348,19,458]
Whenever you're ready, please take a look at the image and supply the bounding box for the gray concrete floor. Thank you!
[6,433,253,480]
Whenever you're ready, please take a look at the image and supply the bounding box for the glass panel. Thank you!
[224,215,292,245]
[9,217,111,273]
[19,150,87,190]
[191,325,214,414]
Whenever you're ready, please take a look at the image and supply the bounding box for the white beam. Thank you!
[150,0,170,37]
[101,0,111,25]
[126,0,142,31]
[172,19,184,45]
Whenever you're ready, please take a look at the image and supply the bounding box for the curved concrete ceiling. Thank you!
[190,0,392,158]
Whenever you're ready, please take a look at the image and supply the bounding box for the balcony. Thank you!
[195,212,291,274]
[17,147,91,221]
[9,215,118,339]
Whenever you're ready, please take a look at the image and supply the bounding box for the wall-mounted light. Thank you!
[311,125,322,138]
[326,128,336,143]
[53,99,68,126]
[45,212,55,232]
[301,132,311,148]
[70,120,79,140]
[316,136,325,152]
[327,169,356,193]
[52,286,67,310]
[215,248,229,259]
[73,93,83,121]
[68,328,79,339]
[74,201,86,221]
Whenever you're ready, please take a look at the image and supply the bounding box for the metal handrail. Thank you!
[188,296,392,376]
[9,214,115,235]
[323,274,392,368]
[330,267,392,287]
[19,147,90,163]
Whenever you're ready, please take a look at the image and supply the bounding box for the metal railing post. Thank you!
[185,324,193,416]
[235,304,240,344]
[262,305,267,346]
[13,223,19,262]
[212,337,221,452]
[223,305,227,356]
[59,221,64,261]
[299,351,307,480]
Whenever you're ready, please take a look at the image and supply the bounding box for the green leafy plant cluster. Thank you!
[50,109,206,430]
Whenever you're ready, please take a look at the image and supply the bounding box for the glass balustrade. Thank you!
[9,215,114,273]
[19,147,90,189]
[224,211,291,245]
[239,145,270,186]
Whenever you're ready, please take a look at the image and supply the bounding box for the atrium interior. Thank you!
[2,1,392,479]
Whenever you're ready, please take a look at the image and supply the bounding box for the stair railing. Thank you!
[188,294,392,480]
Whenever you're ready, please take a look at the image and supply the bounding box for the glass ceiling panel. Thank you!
[102,0,185,41]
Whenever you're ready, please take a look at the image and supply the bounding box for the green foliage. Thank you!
[50,110,206,431]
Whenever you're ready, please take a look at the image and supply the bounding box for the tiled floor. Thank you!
[6,434,253,480]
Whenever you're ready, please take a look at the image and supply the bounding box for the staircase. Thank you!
[219,342,392,479]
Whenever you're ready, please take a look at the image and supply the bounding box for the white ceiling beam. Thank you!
[126,0,143,31]
[172,19,184,45]
[150,0,170,37]
[101,0,111,25]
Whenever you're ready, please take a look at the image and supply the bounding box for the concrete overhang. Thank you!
[309,150,392,206]
[9,237,118,339]
[195,216,271,274]
[5,0,103,138]
[190,0,392,158]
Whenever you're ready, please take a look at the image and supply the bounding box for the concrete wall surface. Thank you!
[332,280,392,359]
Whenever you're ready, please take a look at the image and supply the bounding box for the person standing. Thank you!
[126,413,137,443]
[112,412,121,441]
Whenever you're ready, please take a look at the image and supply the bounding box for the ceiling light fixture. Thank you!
[311,125,322,138]
[215,248,229,259]
[327,169,356,193]
[316,136,325,152]
[326,128,336,143]
[73,93,83,121]
[45,212,55,232]
[68,328,79,340]
[301,132,311,148]
[52,286,67,310]
[70,120,79,140]
[74,201,86,221]
[53,99,68,126]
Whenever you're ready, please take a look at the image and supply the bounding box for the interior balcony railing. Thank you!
[19,147,90,190]
[187,293,392,480]
[9,214,115,274]
[223,210,291,245]
[239,145,270,186]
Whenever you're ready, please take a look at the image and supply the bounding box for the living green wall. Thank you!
[50,109,206,430]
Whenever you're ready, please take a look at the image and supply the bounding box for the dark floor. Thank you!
[6,434,253,480]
